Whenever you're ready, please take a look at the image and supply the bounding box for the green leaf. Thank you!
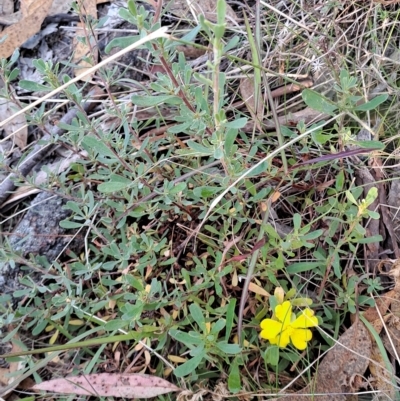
[346,190,358,205]
[245,161,268,177]
[312,130,334,145]
[264,346,279,366]
[168,122,191,134]
[355,94,388,111]
[131,95,182,107]
[365,187,378,205]
[125,274,144,291]
[356,235,383,244]
[224,36,240,52]
[286,262,322,274]
[193,186,222,198]
[32,319,47,336]
[302,89,338,115]
[293,213,301,231]
[187,140,213,155]
[216,0,226,25]
[121,302,144,321]
[355,140,384,150]
[225,298,236,341]
[173,352,205,377]
[225,117,247,129]
[82,137,116,158]
[169,182,186,195]
[367,210,380,219]
[228,357,241,393]
[189,304,206,332]
[211,319,226,335]
[59,220,83,229]
[224,128,238,156]
[335,170,344,191]
[180,24,202,43]
[214,147,224,159]
[215,342,241,354]
[302,230,323,240]
[97,181,131,193]
[104,35,139,54]
[19,80,52,91]
[169,329,203,345]
[104,320,128,331]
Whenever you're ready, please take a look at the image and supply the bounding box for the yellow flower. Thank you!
[260,300,318,350]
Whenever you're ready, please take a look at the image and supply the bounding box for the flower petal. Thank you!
[291,309,318,329]
[275,301,292,328]
[260,319,284,340]
[274,328,291,348]
[290,328,312,350]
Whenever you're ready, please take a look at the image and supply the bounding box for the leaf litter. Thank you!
[32,372,181,398]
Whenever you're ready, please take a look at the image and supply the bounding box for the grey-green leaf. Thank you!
[355,94,388,111]
[173,352,204,377]
[19,80,52,91]
[228,357,241,393]
[215,342,241,354]
[302,89,338,115]
[59,220,83,229]
[193,186,222,198]
[187,140,213,155]
[131,95,182,107]
[82,137,116,158]
[169,329,203,345]
[97,181,131,193]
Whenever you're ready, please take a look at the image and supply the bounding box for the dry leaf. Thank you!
[0,0,53,58]
[271,191,281,203]
[0,0,74,27]
[168,355,187,363]
[239,77,264,131]
[36,0,74,15]
[380,260,400,366]
[73,0,98,81]
[32,373,181,398]
[248,282,270,297]
[0,331,24,397]
[0,0,13,15]
[369,342,395,401]
[165,0,238,23]
[0,99,28,149]
[20,0,38,15]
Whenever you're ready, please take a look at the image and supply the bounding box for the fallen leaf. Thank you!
[168,355,187,363]
[0,98,28,149]
[248,282,270,297]
[369,342,395,401]
[0,0,74,26]
[32,373,181,398]
[239,77,264,131]
[20,0,38,15]
[0,0,53,58]
[165,0,238,23]
[0,0,13,15]
[0,330,24,397]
